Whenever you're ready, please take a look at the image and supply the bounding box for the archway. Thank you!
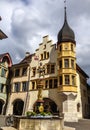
[0,99,4,114]
[13,99,24,115]
[43,98,59,114]
[33,98,59,115]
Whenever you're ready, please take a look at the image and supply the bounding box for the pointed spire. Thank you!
[57,0,75,44]
[64,0,67,22]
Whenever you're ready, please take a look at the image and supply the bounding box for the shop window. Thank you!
[65,75,70,85]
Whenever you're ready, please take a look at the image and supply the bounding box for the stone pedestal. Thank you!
[13,116,64,130]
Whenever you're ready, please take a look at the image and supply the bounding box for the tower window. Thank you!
[65,75,70,85]
[71,44,73,51]
[71,60,74,69]
[64,59,69,68]
[59,45,62,51]
[72,75,75,85]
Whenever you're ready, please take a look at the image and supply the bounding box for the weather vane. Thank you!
[64,0,67,8]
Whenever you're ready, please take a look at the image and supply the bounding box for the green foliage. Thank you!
[26,111,36,116]
[26,111,52,117]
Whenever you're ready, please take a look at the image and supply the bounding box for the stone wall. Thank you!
[13,117,64,130]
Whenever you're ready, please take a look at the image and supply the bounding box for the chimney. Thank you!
[25,52,30,57]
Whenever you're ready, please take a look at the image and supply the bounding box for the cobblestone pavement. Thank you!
[64,119,90,130]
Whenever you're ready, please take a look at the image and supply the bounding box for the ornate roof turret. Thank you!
[57,6,75,44]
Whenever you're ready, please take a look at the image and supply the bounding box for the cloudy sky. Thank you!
[0,0,90,82]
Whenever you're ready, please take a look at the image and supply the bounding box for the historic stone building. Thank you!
[0,53,12,114]
[0,8,89,122]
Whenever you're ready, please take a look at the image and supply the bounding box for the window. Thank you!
[47,64,55,74]
[32,82,35,90]
[71,44,73,51]
[0,84,4,92]
[59,60,62,68]
[41,54,43,60]
[64,59,69,68]
[47,52,49,59]
[22,67,27,76]
[44,51,46,59]
[72,75,75,85]
[49,79,52,88]
[15,69,20,77]
[47,65,50,74]
[45,80,48,88]
[59,45,62,51]
[65,75,70,85]
[32,68,36,77]
[14,82,20,92]
[71,60,74,69]
[1,68,6,77]
[54,79,57,88]
[51,64,55,73]
[22,82,28,91]
[59,76,62,85]
[77,103,80,112]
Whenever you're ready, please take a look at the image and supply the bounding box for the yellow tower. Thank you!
[57,6,77,93]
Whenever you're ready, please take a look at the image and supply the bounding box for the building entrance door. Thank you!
[0,99,4,114]
[13,99,24,115]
